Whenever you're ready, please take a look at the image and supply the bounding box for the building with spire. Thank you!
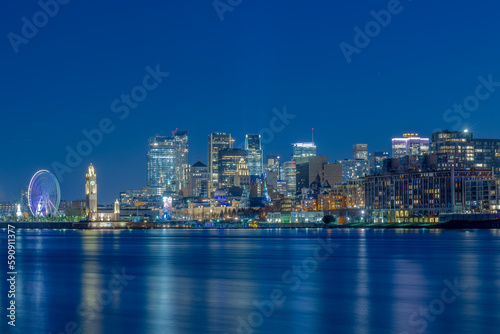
[85,164,120,222]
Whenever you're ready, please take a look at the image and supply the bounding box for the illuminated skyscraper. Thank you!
[392,133,429,158]
[245,134,263,177]
[353,144,368,160]
[208,133,233,185]
[283,161,296,196]
[147,135,177,193]
[292,142,316,160]
[173,130,189,190]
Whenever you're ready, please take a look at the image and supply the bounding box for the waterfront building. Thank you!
[353,144,368,160]
[0,201,16,218]
[85,164,119,222]
[392,133,430,158]
[463,179,500,213]
[85,164,97,216]
[208,133,233,185]
[245,134,263,177]
[364,167,493,223]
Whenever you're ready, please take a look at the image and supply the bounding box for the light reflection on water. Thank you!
[0,229,499,334]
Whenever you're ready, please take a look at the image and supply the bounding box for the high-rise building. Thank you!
[264,155,281,177]
[283,161,297,196]
[292,142,316,160]
[245,134,263,177]
[430,130,474,168]
[369,152,390,175]
[218,148,246,188]
[235,158,250,187]
[323,163,342,186]
[392,133,430,158]
[188,160,209,198]
[296,156,328,192]
[208,133,233,185]
[85,163,97,216]
[147,135,177,193]
[431,130,500,174]
[473,138,500,174]
[173,131,189,190]
[353,144,368,160]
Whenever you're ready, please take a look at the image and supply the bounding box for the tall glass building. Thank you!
[283,161,297,196]
[147,136,177,193]
[245,134,263,177]
[173,131,189,190]
[208,133,233,185]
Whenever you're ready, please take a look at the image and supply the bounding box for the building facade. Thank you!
[245,134,263,177]
[369,151,389,175]
[147,135,177,193]
[208,133,233,186]
[353,144,368,160]
[392,133,430,158]
[218,148,247,188]
[292,142,316,160]
[188,160,209,198]
[364,167,494,223]
[336,159,369,184]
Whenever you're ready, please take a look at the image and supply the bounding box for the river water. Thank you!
[1,228,500,334]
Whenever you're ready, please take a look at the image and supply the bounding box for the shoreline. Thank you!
[1,221,500,230]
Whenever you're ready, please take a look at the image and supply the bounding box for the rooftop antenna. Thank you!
[312,128,314,144]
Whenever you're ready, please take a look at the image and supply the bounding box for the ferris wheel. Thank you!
[28,170,61,217]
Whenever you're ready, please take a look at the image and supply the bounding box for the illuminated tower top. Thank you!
[86,163,96,179]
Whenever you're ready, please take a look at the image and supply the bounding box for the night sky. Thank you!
[1,0,500,204]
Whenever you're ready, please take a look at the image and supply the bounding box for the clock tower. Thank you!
[86,163,97,216]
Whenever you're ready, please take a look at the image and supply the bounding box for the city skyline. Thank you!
[3,1,500,204]
[0,126,492,205]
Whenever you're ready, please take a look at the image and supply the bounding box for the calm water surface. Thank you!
[1,228,500,334]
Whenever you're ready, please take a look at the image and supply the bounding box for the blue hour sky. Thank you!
[1,0,500,203]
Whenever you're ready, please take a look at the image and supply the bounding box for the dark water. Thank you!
[1,228,500,334]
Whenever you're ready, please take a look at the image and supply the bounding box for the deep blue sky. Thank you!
[1,0,500,203]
